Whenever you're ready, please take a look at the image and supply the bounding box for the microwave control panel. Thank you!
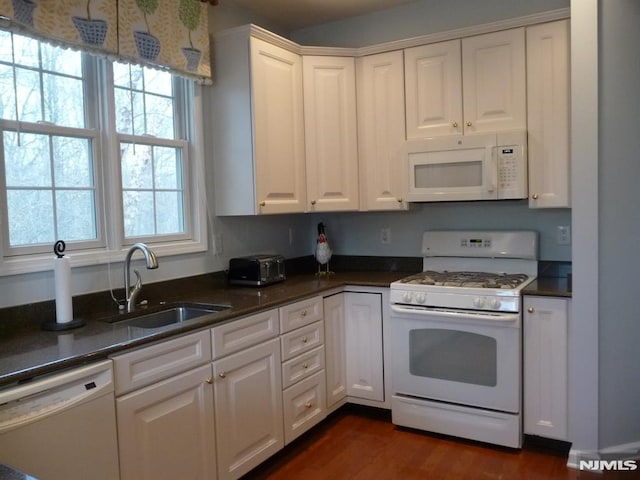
[497,142,527,199]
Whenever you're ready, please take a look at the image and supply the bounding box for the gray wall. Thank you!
[598,0,640,449]
[291,0,569,47]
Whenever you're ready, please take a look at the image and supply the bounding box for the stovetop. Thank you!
[396,271,530,290]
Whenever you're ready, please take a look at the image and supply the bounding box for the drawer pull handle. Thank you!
[301,310,307,317]
[259,201,266,207]
[303,363,309,369]
[302,337,308,343]
[527,307,534,313]
[219,372,227,379]
[305,402,312,409]
[205,377,214,385]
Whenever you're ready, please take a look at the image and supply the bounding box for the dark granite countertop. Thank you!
[0,271,408,388]
[523,277,572,298]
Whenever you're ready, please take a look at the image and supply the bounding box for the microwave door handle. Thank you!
[487,146,498,197]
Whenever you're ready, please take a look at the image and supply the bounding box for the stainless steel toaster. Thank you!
[228,255,286,286]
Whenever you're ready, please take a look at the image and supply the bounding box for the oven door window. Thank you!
[409,328,497,387]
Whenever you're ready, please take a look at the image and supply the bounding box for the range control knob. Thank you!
[473,297,485,308]
[415,293,427,304]
[490,298,501,310]
[402,292,413,303]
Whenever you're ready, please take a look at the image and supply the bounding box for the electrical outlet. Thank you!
[556,225,571,245]
[380,228,391,245]
[214,233,223,254]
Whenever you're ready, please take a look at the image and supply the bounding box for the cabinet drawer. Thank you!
[281,345,325,389]
[279,296,323,333]
[280,321,324,362]
[283,370,326,445]
[112,330,211,396]
[212,308,279,359]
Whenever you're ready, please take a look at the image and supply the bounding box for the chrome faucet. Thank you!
[124,243,159,313]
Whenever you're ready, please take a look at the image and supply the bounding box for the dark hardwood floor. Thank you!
[244,405,637,480]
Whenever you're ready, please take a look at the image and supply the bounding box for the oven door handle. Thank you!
[390,304,520,323]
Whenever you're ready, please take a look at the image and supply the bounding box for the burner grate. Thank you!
[400,271,529,289]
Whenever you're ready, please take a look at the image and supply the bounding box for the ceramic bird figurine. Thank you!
[315,222,333,275]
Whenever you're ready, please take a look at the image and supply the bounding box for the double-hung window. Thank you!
[0,30,204,274]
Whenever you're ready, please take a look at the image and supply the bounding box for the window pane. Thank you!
[56,190,97,241]
[12,34,39,68]
[121,143,153,189]
[4,132,51,187]
[15,66,42,122]
[0,64,17,120]
[41,43,82,77]
[123,190,154,237]
[154,147,180,189]
[144,68,172,96]
[114,87,133,134]
[7,189,54,246]
[145,93,174,138]
[0,30,12,62]
[156,191,183,234]
[53,137,93,188]
[43,73,85,127]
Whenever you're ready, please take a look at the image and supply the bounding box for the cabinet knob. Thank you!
[219,372,227,379]
[205,377,214,384]
[303,363,309,369]
[532,194,539,200]
[397,197,403,203]
[259,201,266,207]
[302,336,308,343]
[466,121,472,127]
[452,122,458,128]
[304,402,313,409]
[310,200,316,206]
[301,310,307,317]
[527,307,534,313]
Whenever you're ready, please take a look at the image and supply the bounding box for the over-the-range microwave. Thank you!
[404,131,527,202]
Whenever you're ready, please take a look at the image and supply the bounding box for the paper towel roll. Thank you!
[54,256,73,324]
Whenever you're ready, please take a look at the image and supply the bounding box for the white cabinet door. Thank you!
[251,37,307,213]
[526,20,571,208]
[282,370,327,445]
[210,29,305,215]
[213,338,283,480]
[116,364,216,480]
[323,293,347,410]
[523,296,568,441]
[404,39,463,139]
[357,50,408,211]
[345,292,384,402]
[303,55,359,212]
[461,28,526,135]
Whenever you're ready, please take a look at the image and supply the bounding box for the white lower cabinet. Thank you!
[323,293,348,410]
[213,338,283,480]
[345,292,384,403]
[283,370,327,444]
[116,364,216,480]
[112,331,215,480]
[523,296,569,441]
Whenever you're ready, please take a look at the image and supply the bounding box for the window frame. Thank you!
[0,33,208,276]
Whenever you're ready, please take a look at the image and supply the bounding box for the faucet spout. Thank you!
[124,243,159,312]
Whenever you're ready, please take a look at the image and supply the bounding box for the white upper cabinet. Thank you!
[526,20,571,208]
[303,55,360,212]
[405,39,463,139]
[405,28,526,139]
[357,51,409,210]
[461,28,527,135]
[209,29,306,215]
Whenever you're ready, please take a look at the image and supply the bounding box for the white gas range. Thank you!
[390,230,538,448]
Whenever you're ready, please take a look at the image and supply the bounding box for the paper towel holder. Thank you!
[42,240,86,332]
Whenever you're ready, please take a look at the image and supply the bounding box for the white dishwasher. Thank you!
[0,359,120,480]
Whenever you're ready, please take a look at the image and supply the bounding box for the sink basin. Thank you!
[103,303,230,329]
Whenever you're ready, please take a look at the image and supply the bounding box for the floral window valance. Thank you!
[0,0,211,82]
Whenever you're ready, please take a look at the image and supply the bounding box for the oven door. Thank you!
[405,135,498,202]
[391,304,521,413]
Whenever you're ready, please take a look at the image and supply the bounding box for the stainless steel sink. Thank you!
[103,303,231,329]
